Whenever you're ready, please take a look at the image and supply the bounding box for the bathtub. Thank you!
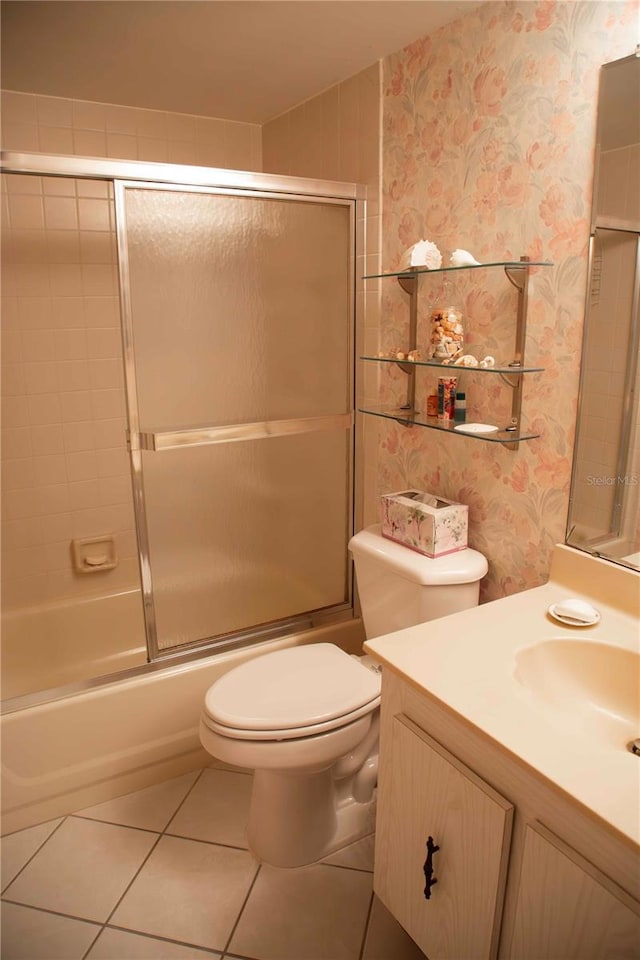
[0,617,365,835]
[1,588,147,701]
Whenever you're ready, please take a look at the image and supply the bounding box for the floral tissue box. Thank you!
[380,489,468,558]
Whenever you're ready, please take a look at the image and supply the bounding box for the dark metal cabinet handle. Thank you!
[423,836,440,900]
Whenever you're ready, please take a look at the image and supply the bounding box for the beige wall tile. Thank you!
[38,125,75,154]
[2,91,38,124]
[36,95,73,128]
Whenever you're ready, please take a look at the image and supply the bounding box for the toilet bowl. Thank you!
[200,643,381,867]
[200,524,488,867]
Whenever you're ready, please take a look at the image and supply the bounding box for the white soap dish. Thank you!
[454,422,499,434]
[548,599,600,627]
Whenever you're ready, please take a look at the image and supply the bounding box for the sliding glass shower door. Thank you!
[116,182,355,655]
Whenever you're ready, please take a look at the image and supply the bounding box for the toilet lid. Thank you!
[203,643,381,734]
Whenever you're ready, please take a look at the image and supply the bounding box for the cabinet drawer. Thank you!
[509,822,640,960]
[374,714,513,960]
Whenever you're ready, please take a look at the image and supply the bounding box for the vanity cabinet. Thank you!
[375,714,513,960]
[510,822,640,960]
[360,258,553,449]
[374,670,640,960]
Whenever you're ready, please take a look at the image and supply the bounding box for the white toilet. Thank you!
[199,523,487,867]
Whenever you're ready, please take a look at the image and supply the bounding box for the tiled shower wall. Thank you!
[1,171,136,611]
[1,91,261,612]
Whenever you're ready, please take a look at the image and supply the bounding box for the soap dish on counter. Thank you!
[547,599,601,627]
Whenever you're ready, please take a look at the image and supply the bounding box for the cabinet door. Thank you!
[374,714,513,960]
[509,822,640,960]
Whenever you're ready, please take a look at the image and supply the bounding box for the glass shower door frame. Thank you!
[114,178,358,661]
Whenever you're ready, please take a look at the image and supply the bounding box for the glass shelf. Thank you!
[359,404,540,444]
[361,355,544,375]
[363,260,553,280]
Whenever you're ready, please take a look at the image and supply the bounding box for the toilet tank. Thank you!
[349,524,488,639]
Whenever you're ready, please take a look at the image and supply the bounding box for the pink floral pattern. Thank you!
[378,0,637,599]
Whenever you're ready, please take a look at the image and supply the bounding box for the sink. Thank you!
[514,640,639,747]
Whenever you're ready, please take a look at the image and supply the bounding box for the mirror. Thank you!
[566,51,640,571]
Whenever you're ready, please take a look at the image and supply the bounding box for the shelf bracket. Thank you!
[502,256,531,450]
[397,274,418,413]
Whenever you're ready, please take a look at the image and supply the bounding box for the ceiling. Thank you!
[1,0,479,124]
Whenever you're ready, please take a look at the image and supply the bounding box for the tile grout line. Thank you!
[1,896,102,929]
[69,813,163,835]
[358,890,376,960]
[0,815,68,897]
[80,916,104,960]
[101,831,163,926]
[161,766,208,833]
[101,920,229,957]
[221,862,262,958]
[79,767,211,958]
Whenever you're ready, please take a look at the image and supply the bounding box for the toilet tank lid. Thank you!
[348,524,488,585]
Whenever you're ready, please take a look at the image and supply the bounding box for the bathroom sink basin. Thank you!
[514,640,639,747]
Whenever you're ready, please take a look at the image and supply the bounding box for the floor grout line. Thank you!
[0,816,68,897]
[69,813,163,835]
[222,861,262,956]
[102,831,163,927]
[358,890,376,960]
[160,766,208,834]
[0,897,102,928]
[102,920,229,955]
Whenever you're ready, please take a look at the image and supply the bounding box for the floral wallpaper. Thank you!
[378,0,638,599]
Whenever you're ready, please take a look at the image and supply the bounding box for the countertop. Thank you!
[364,545,640,848]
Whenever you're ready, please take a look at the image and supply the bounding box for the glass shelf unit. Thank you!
[363,260,553,280]
[359,405,541,444]
[360,355,544,375]
[360,255,554,449]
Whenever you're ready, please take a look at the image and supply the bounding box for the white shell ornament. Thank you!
[449,248,481,267]
[402,239,443,270]
[454,354,479,367]
[479,355,496,368]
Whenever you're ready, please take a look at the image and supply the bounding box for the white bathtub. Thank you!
[0,617,365,835]
[1,588,147,701]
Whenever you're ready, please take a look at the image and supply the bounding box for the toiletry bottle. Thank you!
[454,391,466,423]
[438,377,457,421]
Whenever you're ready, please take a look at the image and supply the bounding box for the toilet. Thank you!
[199,523,488,867]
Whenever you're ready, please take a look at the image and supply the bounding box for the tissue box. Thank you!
[380,489,468,558]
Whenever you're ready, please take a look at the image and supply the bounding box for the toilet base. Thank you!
[248,766,376,868]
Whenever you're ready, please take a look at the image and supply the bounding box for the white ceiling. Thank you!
[1,0,480,124]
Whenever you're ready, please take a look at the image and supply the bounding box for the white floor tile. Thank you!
[323,833,375,872]
[75,771,201,832]
[2,817,158,922]
[229,862,373,960]
[110,834,258,952]
[362,895,426,959]
[87,926,222,958]
[0,901,100,960]
[1,819,63,890]
[166,768,252,848]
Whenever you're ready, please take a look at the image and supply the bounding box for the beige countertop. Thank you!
[365,545,640,848]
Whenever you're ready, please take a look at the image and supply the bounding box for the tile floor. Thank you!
[1,762,426,960]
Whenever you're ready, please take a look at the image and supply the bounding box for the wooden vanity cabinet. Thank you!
[509,822,640,960]
[374,714,513,960]
[374,670,640,960]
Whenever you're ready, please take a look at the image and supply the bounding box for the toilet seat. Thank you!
[202,643,381,741]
